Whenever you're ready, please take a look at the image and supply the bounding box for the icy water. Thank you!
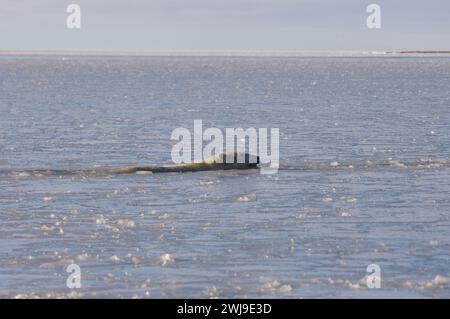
[0,55,450,298]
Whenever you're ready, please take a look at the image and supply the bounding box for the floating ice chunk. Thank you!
[16,172,31,178]
[330,161,339,167]
[327,277,365,290]
[95,215,107,225]
[76,253,89,261]
[403,281,414,289]
[117,219,136,228]
[110,255,121,263]
[389,160,407,168]
[258,277,292,293]
[417,275,450,290]
[40,225,55,232]
[159,253,174,266]
[237,193,256,202]
[340,209,351,217]
[40,258,75,269]
[278,284,292,293]
[297,207,314,219]
[203,287,219,298]
[428,239,439,247]
[131,256,141,266]
[140,279,151,289]
[158,213,169,220]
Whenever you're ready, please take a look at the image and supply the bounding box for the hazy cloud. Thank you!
[0,0,449,51]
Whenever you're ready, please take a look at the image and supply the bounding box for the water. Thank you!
[0,54,449,298]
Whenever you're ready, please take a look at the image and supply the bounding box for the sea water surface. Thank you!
[0,54,449,298]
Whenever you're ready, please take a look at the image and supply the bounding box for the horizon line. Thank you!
[1,49,450,57]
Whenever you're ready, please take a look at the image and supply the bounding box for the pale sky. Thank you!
[0,0,449,51]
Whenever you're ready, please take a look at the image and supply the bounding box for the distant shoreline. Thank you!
[391,51,450,55]
[0,50,449,57]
